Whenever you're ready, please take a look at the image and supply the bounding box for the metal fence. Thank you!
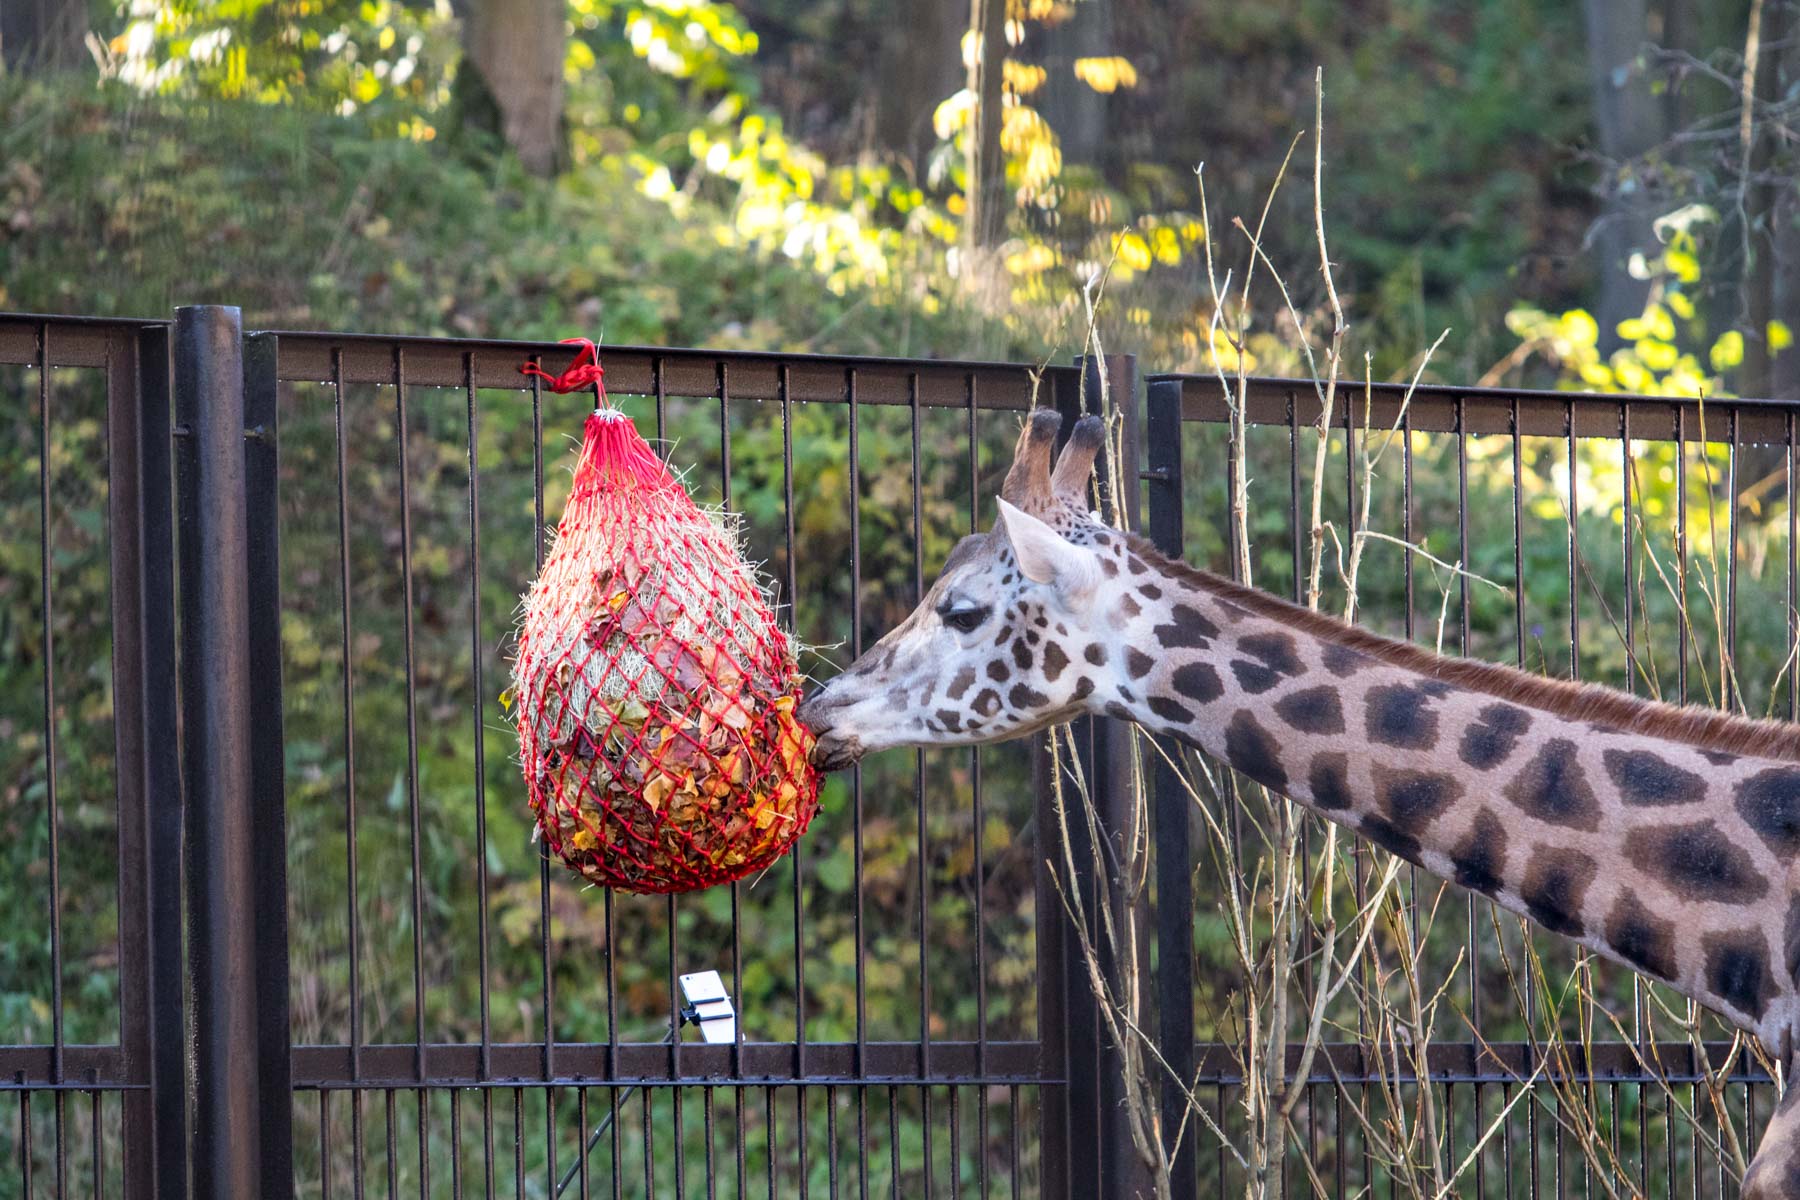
[0,306,1795,1199]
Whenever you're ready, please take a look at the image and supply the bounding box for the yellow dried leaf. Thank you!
[644,774,675,810]
[570,829,598,851]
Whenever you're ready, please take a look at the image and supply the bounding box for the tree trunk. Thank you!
[1738,0,1787,399]
[460,0,567,176]
[1036,0,1110,170]
[1,0,88,74]
[964,0,1006,255]
[874,0,965,168]
[1583,0,1664,352]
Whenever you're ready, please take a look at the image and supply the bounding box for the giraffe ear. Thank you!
[995,497,1100,608]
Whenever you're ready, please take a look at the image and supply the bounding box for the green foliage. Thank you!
[1505,207,1791,400]
[107,0,458,125]
[0,73,1004,356]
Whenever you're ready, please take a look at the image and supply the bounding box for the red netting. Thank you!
[511,344,820,894]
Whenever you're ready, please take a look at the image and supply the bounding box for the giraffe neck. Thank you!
[1106,541,1800,1051]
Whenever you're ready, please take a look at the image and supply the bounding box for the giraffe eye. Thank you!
[939,604,992,634]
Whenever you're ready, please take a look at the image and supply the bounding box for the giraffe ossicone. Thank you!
[797,408,1800,1195]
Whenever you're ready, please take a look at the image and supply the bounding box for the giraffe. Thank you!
[797,408,1800,1196]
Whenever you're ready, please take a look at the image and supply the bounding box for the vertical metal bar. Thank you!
[1145,379,1195,1200]
[330,347,369,1200]
[174,304,262,1199]
[465,355,494,1088]
[716,361,747,1200]
[110,327,153,1200]
[20,1083,34,1195]
[512,1089,524,1200]
[322,1091,334,1200]
[1790,409,1798,723]
[450,1090,461,1200]
[91,1086,102,1200]
[704,1087,715,1200]
[781,363,807,1200]
[389,347,429,1095]
[111,324,186,1200]
[826,1085,839,1200]
[1726,406,1740,711]
[609,1087,622,1200]
[526,365,552,1200]
[1288,390,1302,601]
[1402,407,1416,640]
[244,332,295,1199]
[34,321,67,1200]
[642,1090,654,1199]
[766,1089,777,1199]
[1676,405,1690,702]
[1621,405,1637,691]
[667,357,686,1200]
[576,1088,589,1200]
[846,368,868,1200]
[948,1088,960,1200]
[1030,374,1076,1200]
[1566,399,1579,679]
[1008,1088,1019,1200]
[910,372,932,1200]
[887,1089,899,1197]
[1511,400,1527,669]
[1456,396,1482,1200]
[966,373,988,1200]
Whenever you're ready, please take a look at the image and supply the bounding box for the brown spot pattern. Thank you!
[1520,846,1599,938]
[1273,686,1344,734]
[1502,739,1600,831]
[1450,808,1508,894]
[1604,891,1679,981]
[1623,820,1769,905]
[1604,748,1706,807]
[1703,928,1779,1021]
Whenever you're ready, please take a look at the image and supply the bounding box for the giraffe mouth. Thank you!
[809,735,864,773]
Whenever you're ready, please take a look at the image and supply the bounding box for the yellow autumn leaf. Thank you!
[1073,55,1138,93]
[1710,330,1745,372]
[1004,61,1047,95]
[1113,231,1152,272]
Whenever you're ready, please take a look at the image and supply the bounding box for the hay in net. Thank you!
[510,349,819,894]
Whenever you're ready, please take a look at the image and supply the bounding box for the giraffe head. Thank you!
[800,409,1121,770]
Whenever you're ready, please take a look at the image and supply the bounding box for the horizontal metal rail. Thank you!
[1150,370,1800,441]
[291,1040,1046,1089]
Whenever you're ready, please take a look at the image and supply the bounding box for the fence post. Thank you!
[1046,355,1152,1199]
[1145,377,1196,1200]
[109,324,188,1199]
[174,306,290,1198]
[245,332,295,1199]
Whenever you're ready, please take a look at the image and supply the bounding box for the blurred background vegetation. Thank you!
[6,0,1800,1194]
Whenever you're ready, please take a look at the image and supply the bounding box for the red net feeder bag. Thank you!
[512,343,819,893]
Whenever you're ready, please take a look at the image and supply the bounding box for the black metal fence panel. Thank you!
[1147,372,1794,1200]
[3,309,1797,1198]
[0,315,184,1200]
[256,328,1079,1198]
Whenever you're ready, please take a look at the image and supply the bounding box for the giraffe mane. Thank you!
[1122,533,1800,765]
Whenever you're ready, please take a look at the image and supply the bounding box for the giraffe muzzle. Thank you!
[797,692,867,771]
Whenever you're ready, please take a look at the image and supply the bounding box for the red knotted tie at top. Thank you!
[510,342,820,894]
[520,338,609,397]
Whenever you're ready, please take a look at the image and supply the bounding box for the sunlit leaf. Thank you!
[1072,55,1138,93]
[1710,330,1745,372]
